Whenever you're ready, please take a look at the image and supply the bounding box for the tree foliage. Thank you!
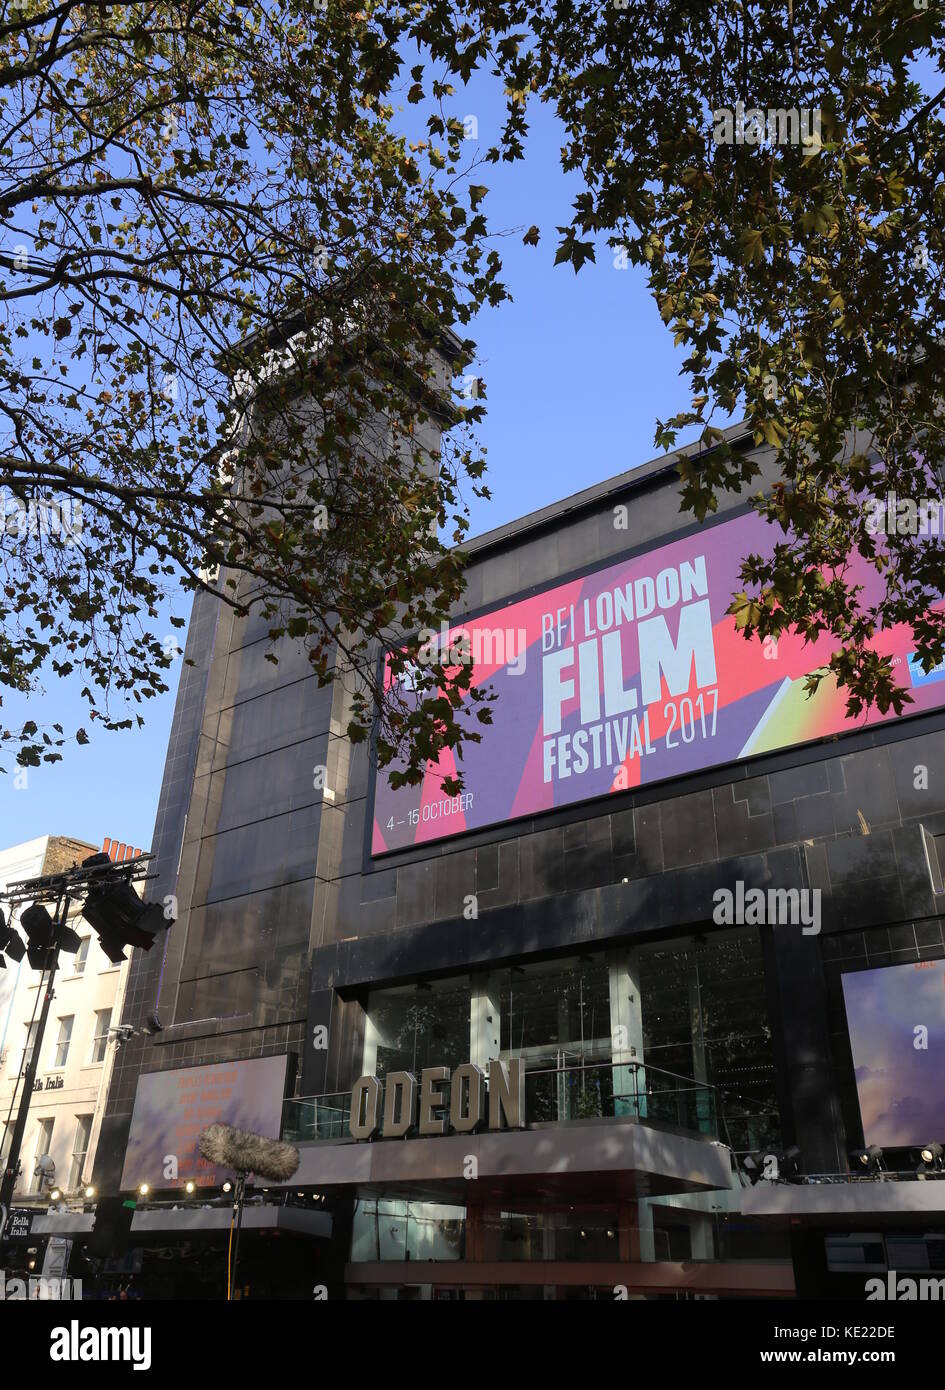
[4,0,945,782]
[0,0,499,778]
[415,0,945,716]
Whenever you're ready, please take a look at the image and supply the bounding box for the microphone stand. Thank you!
[227,1172,248,1301]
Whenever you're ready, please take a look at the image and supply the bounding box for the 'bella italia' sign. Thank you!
[33,1075,64,1093]
[350,1059,525,1140]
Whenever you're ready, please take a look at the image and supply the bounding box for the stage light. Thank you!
[850,1145,885,1175]
[138,1182,150,1196]
[0,912,26,966]
[58,925,82,953]
[778,1145,802,1180]
[741,1152,765,1184]
[20,902,81,968]
[21,902,57,968]
[751,1146,802,1182]
[85,1186,96,1198]
[185,1181,195,1194]
[916,1142,944,1176]
[80,874,166,963]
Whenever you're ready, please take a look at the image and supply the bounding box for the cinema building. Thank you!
[92,334,945,1300]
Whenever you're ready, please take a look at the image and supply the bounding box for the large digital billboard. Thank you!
[372,507,945,855]
[120,1055,289,1190]
[842,961,945,1147]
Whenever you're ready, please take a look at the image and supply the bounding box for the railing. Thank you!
[524,1058,718,1136]
[283,1092,351,1143]
[282,1059,717,1142]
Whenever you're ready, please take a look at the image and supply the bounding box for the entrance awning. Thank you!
[282,1118,733,1203]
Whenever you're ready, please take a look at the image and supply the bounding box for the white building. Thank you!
[0,835,136,1205]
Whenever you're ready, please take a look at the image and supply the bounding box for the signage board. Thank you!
[3,1205,43,1240]
[372,508,945,854]
[120,1055,289,1190]
[842,960,945,1147]
[350,1059,525,1140]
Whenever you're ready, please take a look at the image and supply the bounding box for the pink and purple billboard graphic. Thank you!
[372,508,945,855]
[842,961,945,1147]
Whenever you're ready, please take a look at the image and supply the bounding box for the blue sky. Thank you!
[0,77,695,857]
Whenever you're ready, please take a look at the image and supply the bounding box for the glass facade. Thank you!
[637,931,779,1153]
[351,1199,466,1262]
[481,1209,622,1262]
[358,935,773,1145]
[365,977,471,1079]
[496,956,611,1063]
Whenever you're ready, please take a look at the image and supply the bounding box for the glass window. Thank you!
[51,1016,73,1069]
[638,929,779,1152]
[496,954,612,1064]
[350,1199,465,1262]
[481,1208,624,1263]
[31,1117,54,1193]
[69,1115,93,1191]
[90,1010,112,1064]
[365,978,471,1079]
[73,938,90,974]
[22,1020,38,1072]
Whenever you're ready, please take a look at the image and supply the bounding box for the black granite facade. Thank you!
[301,434,945,1181]
[94,411,945,1194]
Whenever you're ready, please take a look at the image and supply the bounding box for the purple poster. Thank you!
[120,1055,289,1190]
[842,961,945,1147]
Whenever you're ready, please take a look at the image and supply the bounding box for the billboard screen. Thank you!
[842,961,945,1147]
[372,507,945,855]
[120,1055,288,1190]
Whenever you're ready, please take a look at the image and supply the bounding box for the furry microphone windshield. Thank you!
[198,1123,300,1181]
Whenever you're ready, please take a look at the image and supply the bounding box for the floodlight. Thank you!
[81,881,165,963]
[850,1145,885,1175]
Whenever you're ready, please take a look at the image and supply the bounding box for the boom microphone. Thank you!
[198,1123,300,1182]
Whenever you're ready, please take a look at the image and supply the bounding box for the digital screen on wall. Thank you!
[841,961,945,1147]
[120,1054,288,1190]
[371,507,945,855]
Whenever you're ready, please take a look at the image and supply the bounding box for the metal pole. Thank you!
[0,903,65,1216]
[228,1172,247,1300]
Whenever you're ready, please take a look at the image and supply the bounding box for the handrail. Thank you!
[282,1057,719,1142]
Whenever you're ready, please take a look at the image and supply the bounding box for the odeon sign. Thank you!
[350,1058,525,1140]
